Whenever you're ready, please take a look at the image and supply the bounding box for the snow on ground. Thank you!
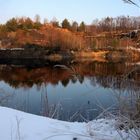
[0,107,135,140]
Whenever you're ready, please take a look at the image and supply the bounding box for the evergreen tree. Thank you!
[62,19,71,30]
[23,17,33,30]
[6,18,18,32]
[78,21,86,32]
[71,21,78,32]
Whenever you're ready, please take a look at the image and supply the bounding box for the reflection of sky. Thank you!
[0,77,118,121]
[48,78,115,107]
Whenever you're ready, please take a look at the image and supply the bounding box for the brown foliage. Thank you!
[42,26,85,50]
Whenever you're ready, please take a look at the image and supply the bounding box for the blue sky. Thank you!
[0,0,139,24]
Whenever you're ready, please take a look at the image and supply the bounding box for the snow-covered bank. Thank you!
[0,107,136,140]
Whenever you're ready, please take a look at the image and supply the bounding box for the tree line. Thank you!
[87,16,140,35]
[0,15,140,35]
[0,15,86,34]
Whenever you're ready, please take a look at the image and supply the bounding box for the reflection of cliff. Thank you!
[0,61,139,90]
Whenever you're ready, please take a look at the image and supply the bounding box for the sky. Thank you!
[0,0,140,24]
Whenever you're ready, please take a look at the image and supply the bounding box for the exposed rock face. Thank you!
[120,30,140,39]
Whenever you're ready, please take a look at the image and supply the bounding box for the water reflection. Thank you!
[0,61,139,121]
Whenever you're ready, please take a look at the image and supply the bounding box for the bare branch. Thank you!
[123,0,139,7]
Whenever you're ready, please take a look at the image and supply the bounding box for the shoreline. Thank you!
[0,48,139,64]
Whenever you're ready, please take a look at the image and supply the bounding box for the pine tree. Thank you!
[78,21,86,32]
[6,18,18,32]
[71,21,78,32]
[62,19,71,30]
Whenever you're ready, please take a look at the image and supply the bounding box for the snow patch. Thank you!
[0,107,136,140]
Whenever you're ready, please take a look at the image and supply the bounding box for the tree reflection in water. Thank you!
[0,61,139,122]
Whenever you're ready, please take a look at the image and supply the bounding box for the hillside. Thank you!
[0,24,85,51]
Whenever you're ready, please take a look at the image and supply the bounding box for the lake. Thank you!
[0,60,139,122]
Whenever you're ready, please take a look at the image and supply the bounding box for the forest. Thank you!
[0,15,140,50]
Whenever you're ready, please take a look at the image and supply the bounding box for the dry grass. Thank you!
[48,54,62,61]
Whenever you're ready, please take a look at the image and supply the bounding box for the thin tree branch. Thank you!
[123,0,139,7]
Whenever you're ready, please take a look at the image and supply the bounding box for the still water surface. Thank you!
[0,60,139,121]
